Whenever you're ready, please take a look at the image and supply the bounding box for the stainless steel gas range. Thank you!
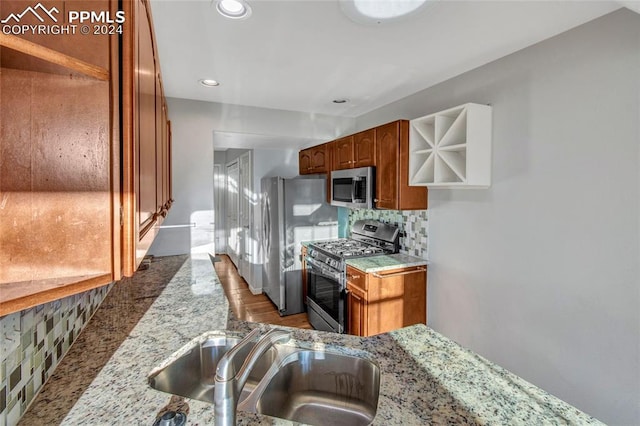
[305,220,400,333]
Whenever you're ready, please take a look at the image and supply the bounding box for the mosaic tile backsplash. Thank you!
[0,284,113,426]
[347,209,429,259]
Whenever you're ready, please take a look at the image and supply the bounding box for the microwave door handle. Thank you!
[351,179,356,202]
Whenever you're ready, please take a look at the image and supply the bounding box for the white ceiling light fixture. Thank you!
[216,0,252,20]
[199,79,220,87]
[340,0,433,25]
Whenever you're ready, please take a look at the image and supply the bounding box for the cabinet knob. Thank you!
[374,199,378,203]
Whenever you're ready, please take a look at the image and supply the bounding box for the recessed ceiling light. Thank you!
[333,99,349,104]
[340,0,432,25]
[216,0,252,20]
[199,79,220,87]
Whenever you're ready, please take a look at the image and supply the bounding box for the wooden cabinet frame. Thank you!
[346,265,427,337]
[299,121,426,210]
[0,0,172,315]
[121,0,172,276]
[375,121,428,210]
[299,143,329,175]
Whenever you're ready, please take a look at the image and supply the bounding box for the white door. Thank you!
[213,164,226,255]
[226,161,240,267]
[238,152,252,279]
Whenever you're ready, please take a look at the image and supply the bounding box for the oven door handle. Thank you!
[306,258,333,276]
[306,258,342,283]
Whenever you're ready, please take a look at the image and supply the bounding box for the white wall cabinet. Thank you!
[409,103,492,188]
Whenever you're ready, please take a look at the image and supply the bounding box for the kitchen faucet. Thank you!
[214,327,291,426]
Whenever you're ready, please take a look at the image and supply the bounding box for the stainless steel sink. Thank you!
[148,333,276,404]
[149,331,380,426]
[239,347,380,426]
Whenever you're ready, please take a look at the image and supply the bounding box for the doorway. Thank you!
[213,164,226,254]
[226,160,240,266]
[224,151,253,277]
[238,151,252,280]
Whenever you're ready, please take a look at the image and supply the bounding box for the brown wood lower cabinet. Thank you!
[346,264,427,337]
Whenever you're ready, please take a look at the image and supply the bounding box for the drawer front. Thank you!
[346,265,367,291]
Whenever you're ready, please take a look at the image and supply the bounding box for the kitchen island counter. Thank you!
[19,255,602,425]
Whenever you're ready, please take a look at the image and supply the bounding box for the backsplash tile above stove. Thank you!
[345,209,428,259]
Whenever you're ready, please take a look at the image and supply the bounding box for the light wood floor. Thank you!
[214,254,312,329]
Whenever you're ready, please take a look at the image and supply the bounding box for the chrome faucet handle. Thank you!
[235,328,291,389]
[215,327,262,382]
[214,327,291,426]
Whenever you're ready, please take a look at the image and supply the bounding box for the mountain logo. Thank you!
[1,3,59,24]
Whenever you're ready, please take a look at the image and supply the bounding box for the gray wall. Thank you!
[356,9,639,425]
[150,98,353,256]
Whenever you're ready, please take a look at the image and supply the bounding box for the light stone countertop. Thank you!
[345,253,427,273]
[302,239,428,272]
[20,255,603,425]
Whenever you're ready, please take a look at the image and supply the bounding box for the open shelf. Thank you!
[409,103,492,188]
[0,33,109,80]
[0,274,112,316]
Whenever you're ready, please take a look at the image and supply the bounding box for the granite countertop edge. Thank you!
[302,239,429,273]
[22,255,602,426]
[345,253,428,273]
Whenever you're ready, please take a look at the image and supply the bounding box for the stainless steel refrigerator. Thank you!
[261,176,338,316]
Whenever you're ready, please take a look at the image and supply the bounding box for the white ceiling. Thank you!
[149,0,623,119]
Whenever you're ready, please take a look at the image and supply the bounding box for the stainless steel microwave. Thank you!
[330,166,375,209]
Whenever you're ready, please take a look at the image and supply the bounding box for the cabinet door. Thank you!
[402,268,427,326]
[166,120,173,205]
[333,136,354,170]
[299,149,312,175]
[310,144,328,173]
[375,122,399,210]
[137,0,158,231]
[375,121,427,210]
[121,0,171,276]
[347,285,366,336]
[369,266,427,331]
[325,142,334,203]
[354,129,376,168]
[155,74,164,214]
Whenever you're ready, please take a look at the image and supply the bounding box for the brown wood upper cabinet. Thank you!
[0,0,171,315]
[299,121,425,210]
[299,143,329,174]
[333,135,354,169]
[375,121,427,210]
[332,129,376,170]
[121,0,173,275]
[354,129,376,168]
[346,264,427,337]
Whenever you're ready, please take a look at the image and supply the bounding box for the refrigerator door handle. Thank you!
[263,195,271,257]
